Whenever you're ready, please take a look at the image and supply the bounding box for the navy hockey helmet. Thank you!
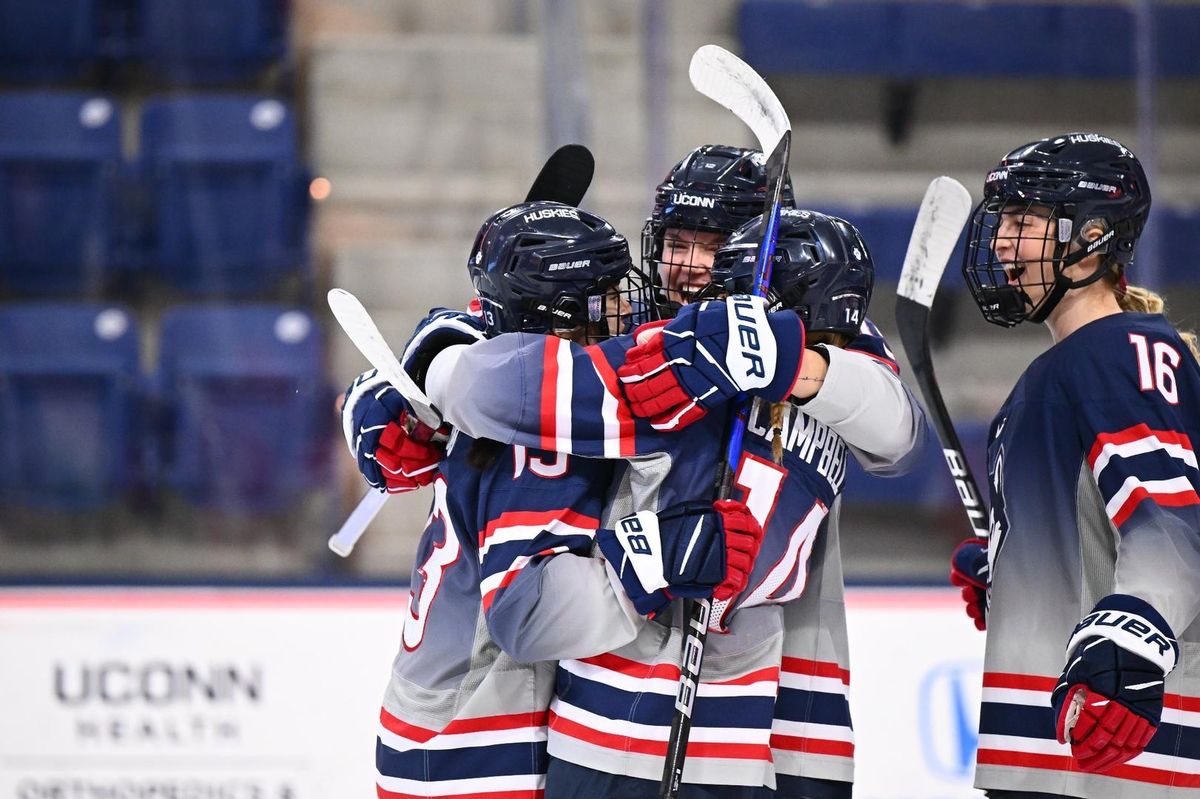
[962,132,1152,327]
[643,144,796,308]
[467,201,652,342]
[710,209,874,339]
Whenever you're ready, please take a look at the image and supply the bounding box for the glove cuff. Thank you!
[342,369,390,457]
[402,309,487,390]
[595,512,673,618]
[1067,594,1178,676]
[761,310,805,402]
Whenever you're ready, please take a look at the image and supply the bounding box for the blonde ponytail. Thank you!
[1112,276,1200,361]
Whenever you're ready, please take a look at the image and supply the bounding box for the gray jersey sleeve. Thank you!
[799,345,927,475]
[426,339,531,445]
[486,552,645,662]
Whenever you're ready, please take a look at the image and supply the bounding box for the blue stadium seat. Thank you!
[0,93,124,295]
[843,419,989,509]
[1156,6,1200,79]
[156,305,328,511]
[139,95,309,295]
[739,1,1198,79]
[0,1,107,82]
[821,206,970,288]
[0,303,141,509]
[138,0,288,84]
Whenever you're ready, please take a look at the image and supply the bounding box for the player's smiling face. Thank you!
[659,228,726,305]
[992,204,1057,304]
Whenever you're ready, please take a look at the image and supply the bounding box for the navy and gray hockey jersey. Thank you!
[424,317,927,787]
[375,431,642,799]
[975,312,1200,799]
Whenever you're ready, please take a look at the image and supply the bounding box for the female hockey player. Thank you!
[951,132,1200,799]
[370,207,927,798]
[344,201,762,799]
[642,144,794,310]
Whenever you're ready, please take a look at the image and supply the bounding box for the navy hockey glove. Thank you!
[949,538,989,631]
[596,499,763,618]
[1051,594,1178,773]
[401,307,487,390]
[617,296,804,431]
[342,369,447,493]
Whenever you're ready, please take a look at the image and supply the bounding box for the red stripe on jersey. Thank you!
[577,652,778,686]
[482,545,573,611]
[770,733,854,759]
[479,508,599,550]
[548,710,772,761]
[984,673,1200,712]
[1111,484,1200,528]
[378,787,543,799]
[481,569,521,612]
[1087,424,1196,470]
[976,748,1200,788]
[380,707,549,743]
[844,347,900,375]
[1165,693,1200,713]
[781,657,850,685]
[584,344,636,457]
[982,672,1059,692]
[539,336,561,452]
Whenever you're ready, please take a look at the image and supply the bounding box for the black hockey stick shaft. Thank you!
[894,295,989,538]
[525,144,594,205]
[659,131,791,799]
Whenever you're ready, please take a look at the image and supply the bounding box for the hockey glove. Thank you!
[342,369,447,493]
[617,296,804,431]
[596,499,763,618]
[401,307,487,390]
[949,538,989,631]
[1051,594,1178,773]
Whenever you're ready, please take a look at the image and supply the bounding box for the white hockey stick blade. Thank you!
[897,177,973,309]
[327,288,442,429]
[328,489,389,557]
[689,44,789,156]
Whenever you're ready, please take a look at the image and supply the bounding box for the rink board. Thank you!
[0,587,984,799]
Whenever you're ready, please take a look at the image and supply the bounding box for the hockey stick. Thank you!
[894,177,989,538]
[328,147,597,557]
[658,45,792,799]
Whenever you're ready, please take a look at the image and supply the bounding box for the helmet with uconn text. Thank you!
[467,201,653,342]
[962,132,1152,327]
[643,144,796,307]
[710,209,874,339]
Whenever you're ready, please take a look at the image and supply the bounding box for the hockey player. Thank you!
[372,209,926,797]
[344,201,762,798]
[643,144,794,310]
[952,132,1200,798]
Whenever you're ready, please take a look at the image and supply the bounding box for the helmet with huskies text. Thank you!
[468,201,652,342]
[962,132,1151,327]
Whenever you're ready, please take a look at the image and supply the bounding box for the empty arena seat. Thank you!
[137,0,288,83]
[139,95,309,295]
[0,0,107,82]
[739,1,1199,79]
[0,303,141,509]
[843,419,989,509]
[0,93,124,295]
[822,205,970,287]
[156,305,328,511]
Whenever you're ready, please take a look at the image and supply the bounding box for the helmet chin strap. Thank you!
[1026,235,1112,324]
